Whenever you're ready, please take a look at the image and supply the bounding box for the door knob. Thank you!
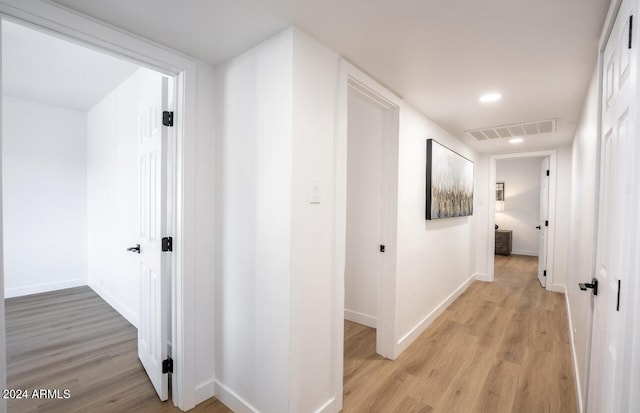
[579,278,598,296]
[127,244,141,254]
[536,225,541,229]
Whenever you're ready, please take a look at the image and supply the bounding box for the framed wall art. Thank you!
[426,139,474,220]
[496,182,505,201]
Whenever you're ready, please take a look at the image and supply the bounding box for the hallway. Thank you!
[343,255,577,412]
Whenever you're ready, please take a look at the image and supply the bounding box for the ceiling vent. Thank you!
[466,118,557,141]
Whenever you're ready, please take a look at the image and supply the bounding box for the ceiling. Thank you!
[2,20,139,111]
[49,0,611,153]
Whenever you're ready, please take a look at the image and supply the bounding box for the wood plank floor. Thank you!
[343,255,578,412]
[7,255,576,413]
[5,286,230,413]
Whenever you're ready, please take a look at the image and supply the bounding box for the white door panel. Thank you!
[138,76,169,401]
[588,1,635,411]
[538,157,549,288]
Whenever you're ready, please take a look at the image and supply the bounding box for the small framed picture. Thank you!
[496,182,505,201]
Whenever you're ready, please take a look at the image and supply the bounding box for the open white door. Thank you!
[587,1,635,411]
[537,157,549,288]
[137,76,170,401]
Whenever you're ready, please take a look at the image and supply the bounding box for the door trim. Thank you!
[0,1,199,409]
[333,58,400,411]
[487,150,558,291]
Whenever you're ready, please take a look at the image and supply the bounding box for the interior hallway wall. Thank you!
[86,67,163,328]
[394,101,477,351]
[2,95,87,297]
[567,69,599,405]
[216,26,482,412]
[215,29,293,413]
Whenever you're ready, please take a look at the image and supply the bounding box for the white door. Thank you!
[588,1,635,411]
[138,76,170,401]
[537,157,549,288]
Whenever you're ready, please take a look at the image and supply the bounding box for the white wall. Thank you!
[344,89,383,328]
[86,68,163,327]
[193,60,217,402]
[495,157,542,256]
[394,103,477,350]
[473,154,490,279]
[289,30,342,413]
[567,69,599,406]
[553,146,572,288]
[216,27,483,412]
[2,96,87,297]
[215,30,293,413]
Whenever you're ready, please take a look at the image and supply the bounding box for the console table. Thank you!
[495,230,512,256]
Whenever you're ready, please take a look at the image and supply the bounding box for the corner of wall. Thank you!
[473,273,491,282]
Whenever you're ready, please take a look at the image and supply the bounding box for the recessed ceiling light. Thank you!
[509,138,524,144]
[479,93,502,103]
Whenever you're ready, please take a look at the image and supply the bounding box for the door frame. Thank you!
[333,59,400,411]
[0,1,199,409]
[487,150,559,291]
[344,79,398,349]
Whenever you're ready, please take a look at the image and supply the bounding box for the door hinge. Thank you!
[379,245,385,253]
[543,270,547,277]
[162,111,174,127]
[617,279,621,311]
[545,220,549,227]
[162,357,173,374]
[629,15,634,49]
[162,237,173,252]
[546,170,550,176]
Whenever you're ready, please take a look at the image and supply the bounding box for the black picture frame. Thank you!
[426,139,474,220]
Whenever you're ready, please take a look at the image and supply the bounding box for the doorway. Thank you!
[494,156,548,286]
[344,87,384,331]
[488,151,558,290]
[342,77,398,360]
[1,18,175,407]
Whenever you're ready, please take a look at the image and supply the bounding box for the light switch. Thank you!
[309,180,321,204]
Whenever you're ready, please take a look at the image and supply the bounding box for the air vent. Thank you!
[466,119,557,141]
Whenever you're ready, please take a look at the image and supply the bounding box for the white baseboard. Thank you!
[5,278,86,298]
[549,284,565,293]
[88,282,138,328]
[315,397,337,413]
[211,381,337,413]
[564,286,584,413]
[213,380,259,413]
[511,249,538,256]
[344,309,377,328]
[195,379,215,405]
[474,272,491,282]
[395,273,476,356]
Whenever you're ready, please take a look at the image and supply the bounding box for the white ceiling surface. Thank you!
[2,20,139,111]
[51,0,610,153]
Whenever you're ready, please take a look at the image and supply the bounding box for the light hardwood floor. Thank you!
[7,255,576,412]
[5,286,230,413]
[343,254,577,412]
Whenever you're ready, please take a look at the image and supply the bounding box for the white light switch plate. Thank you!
[309,180,321,204]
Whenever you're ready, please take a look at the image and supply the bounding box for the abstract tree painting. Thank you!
[426,139,474,220]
